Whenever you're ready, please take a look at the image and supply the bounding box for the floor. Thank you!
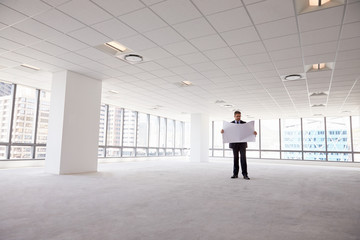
[1,158,359,240]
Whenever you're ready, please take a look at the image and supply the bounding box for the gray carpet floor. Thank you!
[1,158,359,240]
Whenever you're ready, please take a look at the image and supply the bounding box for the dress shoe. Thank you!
[243,175,250,180]
[231,175,238,179]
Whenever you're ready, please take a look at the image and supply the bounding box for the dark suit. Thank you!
[229,120,248,177]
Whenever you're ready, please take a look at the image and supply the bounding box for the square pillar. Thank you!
[190,113,209,162]
[45,71,102,174]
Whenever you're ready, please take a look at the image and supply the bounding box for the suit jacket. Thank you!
[229,120,248,149]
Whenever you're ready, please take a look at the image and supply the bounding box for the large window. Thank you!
[166,119,175,148]
[149,115,159,148]
[123,110,136,147]
[175,121,183,148]
[137,113,148,147]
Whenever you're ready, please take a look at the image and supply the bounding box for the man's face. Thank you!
[234,113,241,121]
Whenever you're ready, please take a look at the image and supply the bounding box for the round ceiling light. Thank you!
[124,54,143,63]
[284,74,302,81]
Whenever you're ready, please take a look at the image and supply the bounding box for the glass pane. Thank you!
[261,119,280,150]
[303,118,325,151]
[10,146,32,159]
[326,117,351,151]
[148,148,157,156]
[166,149,173,156]
[107,106,123,146]
[36,90,50,144]
[184,122,190,148]
[354,154,360,162]
[209,149,212,156]
[106,148,121,157]
[304,152,326,161]
[167,119,175,148]
[282,151,302,160]
[159,118,166,148]
[213,150,223,157]
[353,116,360,151]
[0,145,7,159]
[35,146,46,159]
[159,148,165,156]
[0,82,13,142]
[247,150,259,158]
[175,121,183,148]
[328,152,352,162]
[98,148,105,157]
[174,149,181,156]
[248,120,259,150]
[261,151,280,159]
[137,113,148,147]
[214,121,224,149]
[225,150,233,157]
[136,148,147,157]
[12,85,37,143]
[98,105,107,146]
[149,115,159,147]
[122,148,135,157]
[209,122,212,148]
[281,118,301,150]
[183,149,190,156]
[123,110,136,147]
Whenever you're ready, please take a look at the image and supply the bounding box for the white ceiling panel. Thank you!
[90,0,145,17]
[178,52,209,64]
[269,47,302,61]
[118,8,167,33]
[163,41,198,56]
[341,22,360,39]
[263,34,300,52]
[192,0,242,15]
[155,57,184,68]
[58,0,113,25]
[173,18,216,39]
[231,41,266,56]
[68,27,111,46]
[91,18,137,40]
[1,0,51,17]
[256,17,297,40]
[34,9,85,33]
[246,0,295,24]
[221,26,260,46]
[213,58,243,70]
[0,4,27,25]
[117,34,156,52]
[0,36,24,51]
[0,27,41,46]
[203,47,236,61]
[206,7,252,33]
[190,34,227,51]
[298,6,344,32]
[344,2,360,24]
[13,19,61,40]
[46,34,88,51]
[150,0,202,25]
[302,41,338,57]
[304,53,336,65]
[301,26,340,46]
[29,41,68,56]
[144,27,184,45]
[241,53,271,65]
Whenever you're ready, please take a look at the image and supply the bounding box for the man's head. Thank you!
[234,111,241,121]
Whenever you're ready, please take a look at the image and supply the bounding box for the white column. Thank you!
[45,71,102,174]
[190,113,209,162]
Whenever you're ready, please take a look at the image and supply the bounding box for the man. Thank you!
[221,111,257,180]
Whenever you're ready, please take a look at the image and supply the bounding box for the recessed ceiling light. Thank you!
[105,41,127,52]
[224,104,233,108]
[109,90,119,94]
[215,100,226,104]
[310,92,327,97]
[124,54,143,63]
[181,80,192,86]
[309,0,330,6]
[284,74,302,81]
[20,64,40,71]
[311,104,326,107]
[312,63,326,70]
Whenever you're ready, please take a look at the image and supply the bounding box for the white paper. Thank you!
[222,121,256,143]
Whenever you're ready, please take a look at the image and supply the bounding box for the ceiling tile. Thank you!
[213,58,243,70]
[0,4,27,25]
[58,0,113,25]
[190,34,227,51]
[256,17,297,40]
[0,36,24,51]
[144,26,184,45]
[118,34,157,52]
[46,34,88,51]
[269,47,302,61]
[150,0,202,25]
[263,34,299,52]
[68,27,111,46]
[246,0,295,24]
[203,47,236,60]
[138,46,173,60]
[206,7,252,33]
[302,41,338,57]
[192,0,242,15]
[40,0,71,7]
[173,18,216,39]
[301,26,340,46]
[57,52,90,64]
[76,47,111,60]
[298,6,344,32]
[338,37,360,51]
[90,0,145,16]
[341,22,360,39]
[344,2,360,24]
[13,19,61,40]
[304,53,336,65]
[163,41,198,56]
[155,57,185,68]
[0,27,41,46]
[231,41,266,56]
[241,53,271,65]
[92,18,137,40]
[221,26,260,46]
[34,9,85,33]
[136,62,163,71]
[118,8,167,32]
[1,0,51,16]
[178,52,208,64]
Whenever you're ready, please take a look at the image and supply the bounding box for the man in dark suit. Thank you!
[221,111,257,180]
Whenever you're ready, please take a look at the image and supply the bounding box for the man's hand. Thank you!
[221,129,224,134]
[254,131,257,136]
